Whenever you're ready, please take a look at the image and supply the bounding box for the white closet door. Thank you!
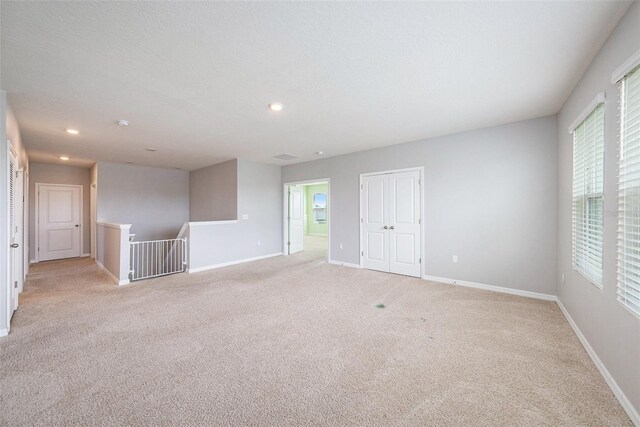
[362,174,389,272]
[38,185,81,261]
[388,171,421,277]
[288,186,305,254]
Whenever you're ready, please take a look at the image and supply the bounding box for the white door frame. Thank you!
[90,183,96,259]
[359,167,425,278]
[15,165,24,294]
[34,183,83,263]
[283,178,331,262]
[22,168,29,280]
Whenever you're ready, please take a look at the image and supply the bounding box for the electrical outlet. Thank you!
[339,243,344,250]
[257,240,261,246]
[241,214,249,220]
[452,255,458,263]
[561,273,565,284]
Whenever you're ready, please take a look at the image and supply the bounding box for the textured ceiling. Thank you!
[0,1,632,170]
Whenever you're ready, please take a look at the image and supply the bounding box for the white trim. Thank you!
[423,274,556,301]
[306,233,328,237]
[35,183,84,262]
[82,252,91,257]
[0,328,7,338]
[187,252,282,273]
[556,299,640,426]
[283,178,331,262]
[360,166,425,177]
[328,259,361,269]
[359,166,425,278]
[96,260,130,286]
[96,221,132,230]
[568,92,606,133]
[187,220,238,226]
[611,48,640,84]
[29,259,36,265]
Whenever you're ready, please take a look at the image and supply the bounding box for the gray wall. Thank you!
[283,115,558,295]
[237,159,282,255]
[188,159,282,269]
[557,1,640,416]
[29,162,91,261]
[189,159,238,221]
[97,162,189,241]
[96,223,131,284]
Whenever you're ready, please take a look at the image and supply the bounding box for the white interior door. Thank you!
[362,174,389,272]
[361,170,421,277]
[8,151,19,314]
[388,171,421,277]
[289,186,304,254]
[38,184,81,261]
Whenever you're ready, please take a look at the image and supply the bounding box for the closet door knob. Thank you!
[390,226,395,230]
[383,226,388,229]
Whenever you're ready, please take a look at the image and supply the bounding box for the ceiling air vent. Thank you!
[273,153,298,161]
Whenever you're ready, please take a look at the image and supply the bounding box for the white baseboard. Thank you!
[82,253,91,258]
[328,259,361,269]
[423,274,556,301]
[556,299,640,426]
[188,252,282,273]
[0,328,7,338]
[96,260,130,286]
[29,259,37,265]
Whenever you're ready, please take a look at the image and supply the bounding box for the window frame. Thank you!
[616,63,640,318]
[570,97,606,288]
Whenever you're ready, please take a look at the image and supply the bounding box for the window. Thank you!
[617,64,640,317]
[572,101,605,286]
[313,192,327,223]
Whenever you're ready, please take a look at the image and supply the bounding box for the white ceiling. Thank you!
[0,1,632,170]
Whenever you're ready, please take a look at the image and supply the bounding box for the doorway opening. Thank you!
[283,179,330,262]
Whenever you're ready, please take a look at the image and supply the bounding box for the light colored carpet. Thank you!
[0,250,631,426]
[303,234,327,256]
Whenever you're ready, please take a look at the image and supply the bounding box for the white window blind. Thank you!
[617,64,640,317]
[572,102,605,286]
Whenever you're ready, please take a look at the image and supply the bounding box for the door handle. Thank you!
[383,226,388,229]
[10,243,19,248]
[390,226,395,230]
[75,224,79,227]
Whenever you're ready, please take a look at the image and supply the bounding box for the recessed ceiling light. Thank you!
[145,148,157,152]
[117,120,129,127]
[315,151,324,155]
[65,129,79,135]
[268,103,284,112]
[126,161,135,164]
[60,156,70,161]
